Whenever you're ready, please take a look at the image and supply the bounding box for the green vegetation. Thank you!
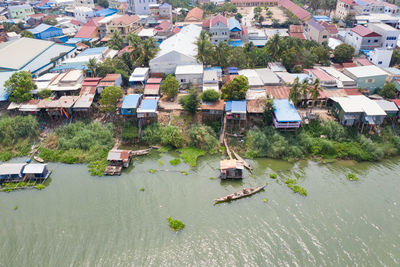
[161,74,179,100]
[169,158,181,166]
[0,115,39,161]
[390,49,400,67]
[4,71,37,103]
[1,182,36,192]
[180,171,189,175]
[35,184,46,190]
[13,205,18,210]
[333,44,355,63]
[179,89,200,114]
[179,147,206,167]
[139,187,145,191]
[269,173,277,179]
[189,124,219,153]
[37,89,52,99]
[122,122,138,142]
[167,217,185,232]
[201,90,220,102]
[379,82,396,99]
[221,75,249,100]
[158,159,164,166]
[148,169,157,173]
[209,177,216,180]
[158,146,172,153]
[107,31,124,50]
[88,159,108,176]
[142,124,183,148]
[100,86,124,113]
[263,198,269,203]
[285,179,308,196]
[346,173,359,181]
[244,120,400,162]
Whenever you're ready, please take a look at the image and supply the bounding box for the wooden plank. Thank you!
[224,138,233,160]
[219,114,227,144]
[232,150,253,172]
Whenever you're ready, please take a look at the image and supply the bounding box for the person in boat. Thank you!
[226,195,232,200]
[242,188,248,194]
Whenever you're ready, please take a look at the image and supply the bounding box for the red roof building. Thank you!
[231,0,279,7]
[280,0,311,21]
[288,24,305,40]
[351,25,381,37]
[211,14,228,27]
[184,7,204,22]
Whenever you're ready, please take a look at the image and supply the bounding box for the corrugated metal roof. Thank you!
[23,164,46,174]
[138,98,158,113]
[0,163,26,175]
[225,100,246,113]
[121,94,141,109]
[273,99,301,122]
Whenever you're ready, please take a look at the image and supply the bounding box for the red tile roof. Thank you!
[155,21,172,32]
[319,21,338,34]
[86,17,104,27]
[75,25,98,39]
[339,0,356,5]
[344,88,362,95]
[280,0,311,21]
[202,18,211,28]
[117,45,134,56]
[289,32,306,40]
[351,25,381,37]
[265,86,290,99]
[310,69,336,82]
[185,7,204,22]
[354,58,373,66]
[211,14,228,27]
[70,19,82,26]
[289,24,304,33]
[112,15,140,25]
[390,99,400,108]
[201,99,225,111]
[82,77,102,87]
[147,77,162,84]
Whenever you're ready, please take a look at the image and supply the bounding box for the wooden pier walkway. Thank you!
[232,150,253,172]
[219,114,227,144]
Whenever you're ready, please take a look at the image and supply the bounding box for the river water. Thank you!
[1,152,400,266]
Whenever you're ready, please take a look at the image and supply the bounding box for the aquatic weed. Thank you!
[263,198,269,203]
[269,173,277,179]
[158,159,164,166]
[139,188,145,191]
[180,171,188,175]
[346,173,359,181]
[148,169,157,174]
[169,158,181,166]
[167,217,185,232]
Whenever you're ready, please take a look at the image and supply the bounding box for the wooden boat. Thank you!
[214,186,265,204]
[104,165,123,176]
[131,148,152,156]
[34,156,44,163]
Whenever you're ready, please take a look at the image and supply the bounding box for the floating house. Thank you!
[273,99,302,129]
[22,164,50,180]
[120,94,141,116]
[104,149,132,175]
[137,97,158,125]
[0,163,26,182]
[220,159,244,179]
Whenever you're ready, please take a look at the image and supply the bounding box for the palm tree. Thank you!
[265,34,281,61]
[309,79,322,109]
[300,79,309,107]
[196,31,212,65]
[138,38,159,67]
[86,58,98,77]
[214,42,229,68]
[289,77,301,107]
[107,31,124,50]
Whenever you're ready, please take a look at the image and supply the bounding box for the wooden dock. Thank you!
[232,150,253,172]
[219,114,227,144]
[224,138,233,160]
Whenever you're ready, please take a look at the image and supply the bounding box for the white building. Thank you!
[368,22,400,49]
[344,25,382,54]
[368,48,393,68]
[203,69,219,92]
[149,24,202,74]
[175,64,203,89]
[74,6,95,23]
[74,0,94,8]
[127,0,157,15]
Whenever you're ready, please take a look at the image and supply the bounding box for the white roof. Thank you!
[61,70,83,82]
[175,64,203,75]
[35,73,59,82]
[238,69,264,87]
[370,22,398,32]
[319,67,355,88]
[155,24,202,59]
[23,164,47,174]
[328,38,343,50]
[98,14,121,24]
[344,65,389,78]
[374,99,399,112]
[138,28,155,37]
[202,84,219,92]
[255,68,281,85]
[203,69,218,83]
[0,163,26,175]
[129,67,149,82]
[331,95,387,116]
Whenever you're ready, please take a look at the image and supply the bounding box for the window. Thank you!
[322,35,327,39]
[378,61,382,65]
[366,78,375,83]
[374,39,378,42]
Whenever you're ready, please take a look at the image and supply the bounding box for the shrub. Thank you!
[0,115,39,145]
[189,124,219,152]
[322,121,346,142]
[88,159,108,176]
[179,89,200,114]
[201,90,220,102]
[141,123,162,145]
[167,217,185,232]
[161,125,183,148]
[346,172,359,181]
[122,122,138,141]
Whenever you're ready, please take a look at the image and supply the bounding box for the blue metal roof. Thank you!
[79,47,107,56]
[65,37,91,44]
[229,40,242,47]
[95,8,118,17]
[228,18,241,32]
[205,66,222,72]
[28,23,61,34]
[273,99,301,123]
[225,100,246,113]
[313,15,331,22]
[51,63,87,72]
[140,98,158,112]
[122,94,141,109]
[227,67,238,75]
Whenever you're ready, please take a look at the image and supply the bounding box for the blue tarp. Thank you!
[139,99,158,112]
[273,99,301,123]
[225,100,246,113]
[227,67,238,75]
[51,64,87,72]
[121,94,141,109]
[313,15,331,22]
[95,8,118,17]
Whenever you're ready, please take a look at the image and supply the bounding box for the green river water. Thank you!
[1,152,400,266]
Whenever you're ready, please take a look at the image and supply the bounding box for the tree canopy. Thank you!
[100,86,124,113]
[201,90,220,102]
[379,82,396,99]
[4,71,36,103]
[161,74,179,99]
[221,75,249,100]
[333,44,355,63]
[179,89,200,114]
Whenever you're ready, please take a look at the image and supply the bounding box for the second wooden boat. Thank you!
[214,186,265,204]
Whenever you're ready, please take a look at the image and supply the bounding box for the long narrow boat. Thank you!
[214,186,265,204]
